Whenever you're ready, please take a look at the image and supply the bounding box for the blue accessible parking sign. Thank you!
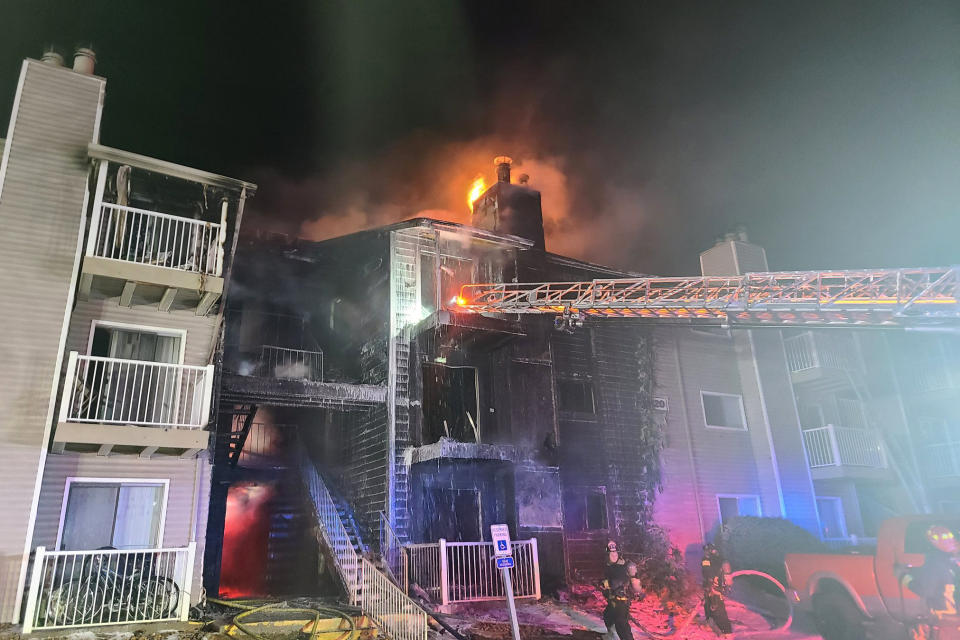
[496,557,515,569]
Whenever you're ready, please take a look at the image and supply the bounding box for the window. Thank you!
[89,322,184,364]
[566,489,608,531]
[690,327,731,339]
[557,380,596,413]
[58,479,167,550]
[816,497,848,539]
[716,494,760,527]
[421,364,479,444]
[701,392,746,430]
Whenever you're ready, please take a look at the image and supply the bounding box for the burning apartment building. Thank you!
[208,156,847,605]
[0,50,254,627]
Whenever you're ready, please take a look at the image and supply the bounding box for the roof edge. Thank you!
[88,143,257,195]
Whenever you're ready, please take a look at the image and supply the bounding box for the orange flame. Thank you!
[467,175,486,213]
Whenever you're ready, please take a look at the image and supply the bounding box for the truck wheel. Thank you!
[813,592,867,640]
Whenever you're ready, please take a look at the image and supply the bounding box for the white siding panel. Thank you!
[0,61,104,621]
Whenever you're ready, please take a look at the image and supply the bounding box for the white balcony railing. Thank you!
[59,353,214,428]
[380,512,407,591]
[406,539,540,605]
[921,443,960,479]
[260,345,323,382]
[87,203,224,276]
[785,332,855,373]
[22,544,195,633]
[802,425,886,469]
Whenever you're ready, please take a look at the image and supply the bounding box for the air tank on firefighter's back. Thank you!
[471,156,546,251]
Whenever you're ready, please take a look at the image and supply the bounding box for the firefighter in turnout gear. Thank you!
[602,541,642,640]
[701,543,733,634]
[902,525,960,640]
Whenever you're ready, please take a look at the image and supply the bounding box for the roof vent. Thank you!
[72,47,96,75]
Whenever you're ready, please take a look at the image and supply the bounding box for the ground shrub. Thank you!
[718,516,825,583]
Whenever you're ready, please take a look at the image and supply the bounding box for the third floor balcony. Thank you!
[78,145,255,315]
[784,331,860,390]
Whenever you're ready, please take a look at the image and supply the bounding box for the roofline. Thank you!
[88,143,257,195]
[295,217,535,249]
[543,251,644,278]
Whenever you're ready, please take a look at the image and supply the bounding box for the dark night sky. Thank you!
[0,1,957,275]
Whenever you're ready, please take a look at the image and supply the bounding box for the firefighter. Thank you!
[701,543,733,635]
[602,540,639,640]
[903,525,960,640]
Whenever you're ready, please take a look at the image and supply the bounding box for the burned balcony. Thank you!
[78,145,254,315]
[53,351,213,457]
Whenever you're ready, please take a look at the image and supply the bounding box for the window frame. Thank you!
[55,477,170,551]
[566,486,609,533]
[87,320,187,364]
[815,496,849,540]
[556,378,597,415]
[700,391,748,431]
[716,493,761,527]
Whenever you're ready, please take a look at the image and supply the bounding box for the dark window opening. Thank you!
[425,488,482,542]
[565,489,607,532]
[422,364,479,444]
[557,379,595,413]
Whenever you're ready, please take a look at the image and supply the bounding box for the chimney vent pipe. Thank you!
[494,156,512,183]
[72,47,96,75]
[41,49,64,66]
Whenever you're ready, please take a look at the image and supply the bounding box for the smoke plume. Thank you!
[244,133,648,272]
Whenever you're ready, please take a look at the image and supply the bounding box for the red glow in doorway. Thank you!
[220,482,274,598]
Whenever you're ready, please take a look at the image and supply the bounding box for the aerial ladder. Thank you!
[454,264,959,514]
[453,265,960,329]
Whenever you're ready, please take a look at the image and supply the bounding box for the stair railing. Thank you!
[297,448,361,603]
[379,511,408,592]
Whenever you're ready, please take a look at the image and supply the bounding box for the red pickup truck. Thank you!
[785,515,960,640]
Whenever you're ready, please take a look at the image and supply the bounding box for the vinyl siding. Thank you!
[33,452,210,601]
[0,60,104,621]
[653,327,768,544]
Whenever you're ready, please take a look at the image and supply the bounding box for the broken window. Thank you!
[701,391,746,430]
[556,379,595,413]
[565,489,608,532]
[421,364,479,444]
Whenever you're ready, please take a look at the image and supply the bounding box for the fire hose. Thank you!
[204,597,357,640]
[627,570,793,638]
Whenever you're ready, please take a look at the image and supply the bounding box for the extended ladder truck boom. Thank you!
[454,266,960,329]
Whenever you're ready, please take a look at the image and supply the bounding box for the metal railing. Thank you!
[260,346,323,382]
[380,512,407,591]
[802,425,886,468]
[406,539,540,605]
[88,203,223,276]
[784,332,855,373]
[360,558,427,640]
[22,544,195,633]
[406,543,444,603]
[921,443,960,479]
[299,451,361,603]
[59,353,214,428]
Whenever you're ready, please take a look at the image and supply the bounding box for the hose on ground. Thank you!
[627,569,793,638]
[205,597,357,640]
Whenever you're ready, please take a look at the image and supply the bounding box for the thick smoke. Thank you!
[244,134,648,272]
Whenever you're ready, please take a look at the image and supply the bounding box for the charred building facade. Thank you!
[209,164,830,600]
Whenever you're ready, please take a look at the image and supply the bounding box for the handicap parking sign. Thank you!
[490,524,511,557]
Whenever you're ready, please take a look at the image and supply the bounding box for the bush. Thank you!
[718,516,825,583]
[623,524,695,603]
